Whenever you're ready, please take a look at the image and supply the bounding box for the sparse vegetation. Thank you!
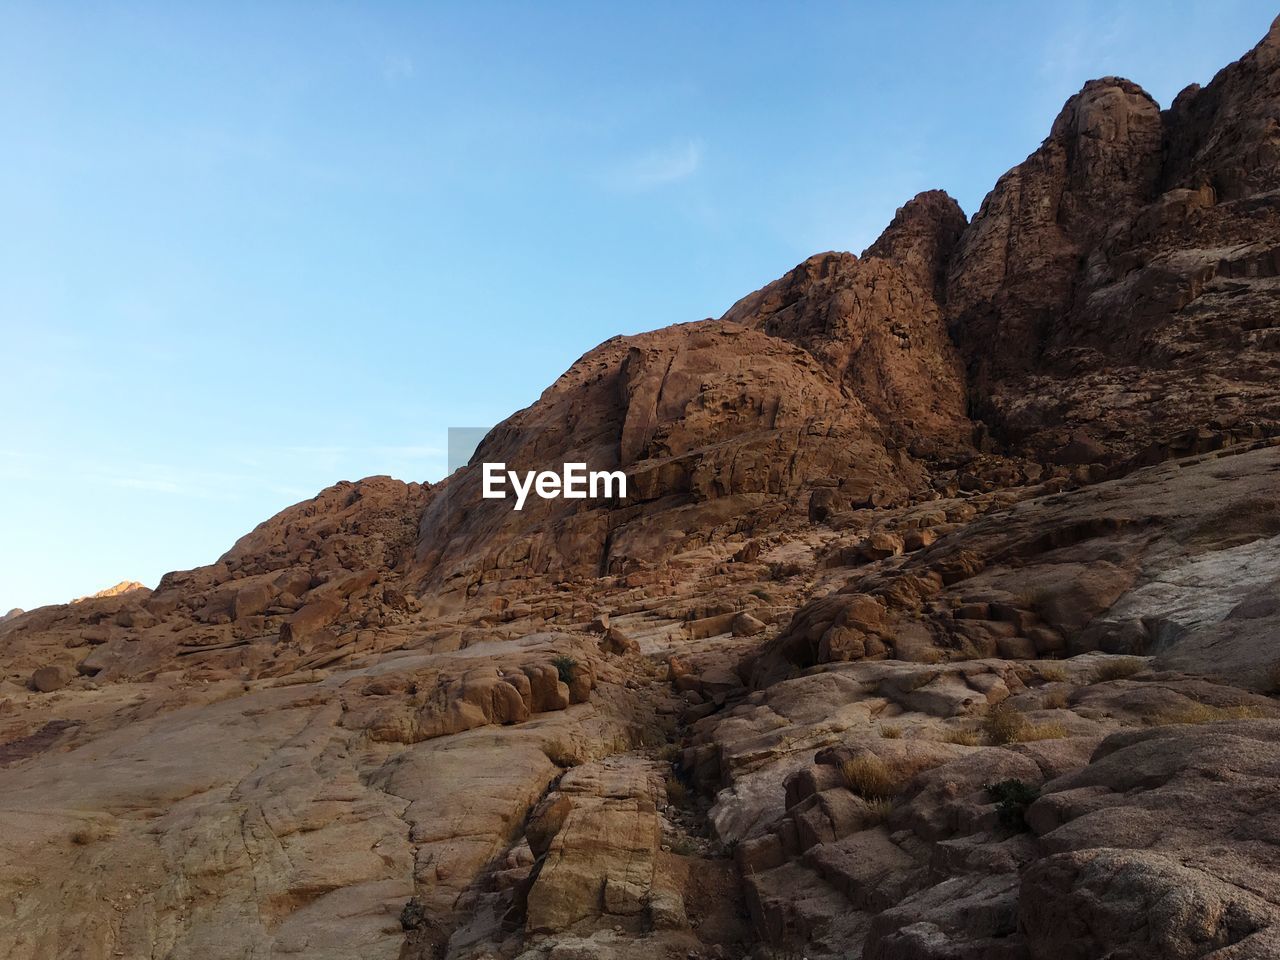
[880,725,903,739]
[665,778,689,807]
[1149,701,1267,725]
[551,654,578,684]
[941,727,982,746]
[1018,721,1069,741]
[70,825,108,846]
[666,835,701,856]
[840,755,899,801]
[1037,664,1067,683]
[1266,662,1280,695]
[983,703,1069,744]
[983,703,1026,744]
[657,743,681,763]
[1042,687,1071,709]
[987,778,1039,830]
[864,797,894,823]
[1091,657,1145,683]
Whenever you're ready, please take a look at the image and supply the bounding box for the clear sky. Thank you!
[2,1,1275,611]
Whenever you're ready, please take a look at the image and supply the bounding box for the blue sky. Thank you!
[2,1,1275,611]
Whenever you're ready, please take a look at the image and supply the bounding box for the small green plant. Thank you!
[987,778,1039,830]
[1091,657,1145,683]
[840,755,898,801]
[551,654,578,684]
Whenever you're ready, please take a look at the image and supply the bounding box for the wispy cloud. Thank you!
[606,139,704,190]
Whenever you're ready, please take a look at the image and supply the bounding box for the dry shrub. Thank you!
[941,727,982,746]
[1266,662,1280,694]
[983,703,1027,744]
[1092,657,1145,683]
[879,725,903,739]
[665,778,689,807]
[864,798,894,824]
[840,755,899,800]
[1042,687,1071,709]
[1037,664,1067,683]
[1016,721,1068,741]
[984,703,1069,744]
[1150,702,1266,725]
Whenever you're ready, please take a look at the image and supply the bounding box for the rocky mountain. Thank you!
[72,581,150,603]
[2,18,1279,960]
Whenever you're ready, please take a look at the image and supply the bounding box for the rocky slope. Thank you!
[2,18,1280,960]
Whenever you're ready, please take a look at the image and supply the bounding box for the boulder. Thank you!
[30,665,70,693]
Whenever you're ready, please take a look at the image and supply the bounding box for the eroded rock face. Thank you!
[2,17,1280,960]
[411,319,923,600]
[947,24,1280,464]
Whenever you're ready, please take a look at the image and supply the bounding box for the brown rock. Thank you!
[280,596,344,647]
[599,627,639,655]
[30,665,70,693]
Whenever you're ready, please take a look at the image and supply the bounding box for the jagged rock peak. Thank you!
[1049,76,1164,222]
[862,189,967,299]
[1162,12,1280,199]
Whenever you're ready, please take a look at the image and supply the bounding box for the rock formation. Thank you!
[72,580,149,603]
[2,17,1280,960]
